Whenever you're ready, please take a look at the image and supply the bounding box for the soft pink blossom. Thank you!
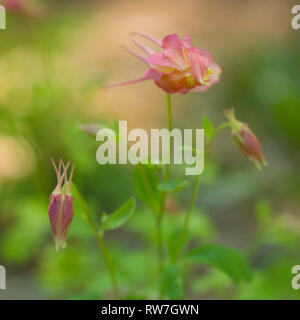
[107,33,221,94]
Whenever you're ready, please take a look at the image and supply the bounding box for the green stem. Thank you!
[174,174,201,261]
[166,94,173,131]
[77,193,120,299]
[156,193,165,299]
[209,122,231,143]
[165,93,172,179]
[173,121,229,261]
[156,93,173,299]
[96,234,120,299]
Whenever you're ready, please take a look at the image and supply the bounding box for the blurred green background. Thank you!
[0,0,300,299]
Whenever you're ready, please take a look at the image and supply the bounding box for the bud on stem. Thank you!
[48,159,75,251]
[225,108,267,170]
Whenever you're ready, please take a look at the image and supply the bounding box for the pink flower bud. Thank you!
[225,109,267,170]
[48,159,75,251]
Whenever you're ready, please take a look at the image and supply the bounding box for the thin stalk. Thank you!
[96,234,120,299]
[173,121,230,261]
[174,174,201,262]
[165,93,173,179]
[156,192,165,299]
[209,122,231,143]
[166,93,173,131]
[77,192,120,299]
[156,93,173,299]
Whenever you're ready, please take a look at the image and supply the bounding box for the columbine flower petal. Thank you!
[148,53,175,73]
[130,32,162,47]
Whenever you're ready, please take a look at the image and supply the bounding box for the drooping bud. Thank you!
[48,159,75,251]
[79,123,102,138]
[225,108,267,170]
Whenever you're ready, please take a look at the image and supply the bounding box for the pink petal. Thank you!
[131,34,154,54]
[182,35,192,48]
[187,49,209,83]
[144,68,162,81]
[190,71,220,92]
[104,76,150,89]
[190,85,210,92]
[148,53,175,71]
[130,32,162,47]
[208,62,222,81]
[105,68,162,90]
[190,47,214,63]
[162,34,182,49]
[162,34,187,71]
[164,48,188,71]
[122,45,147,63]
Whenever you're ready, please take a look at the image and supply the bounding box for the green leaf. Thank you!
[133,164,160,212]
[158,179,190,192]
[183,244,252,283]
[101,197,136,231]
[162,265,183,300]
[202,116,214,142]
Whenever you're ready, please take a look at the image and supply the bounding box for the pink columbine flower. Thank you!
[225,109,267,170]
[48,159,75,251]
[107,32,221,94]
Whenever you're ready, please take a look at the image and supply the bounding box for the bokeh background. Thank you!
[0,0,300,299]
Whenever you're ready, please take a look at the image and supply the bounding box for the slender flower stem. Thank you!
[156,193,165,299]
[209,122,231,143]
[156,93,173,299]
[174,174,201,262]
[96,234,120,299]
[165,93,173,179]
[183,174,201,241]
[76,190,120,298]
[173,121,230,262]
[166,94,173,130]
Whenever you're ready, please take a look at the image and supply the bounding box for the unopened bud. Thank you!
[48,159,75,251]
[225,108,267,170]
